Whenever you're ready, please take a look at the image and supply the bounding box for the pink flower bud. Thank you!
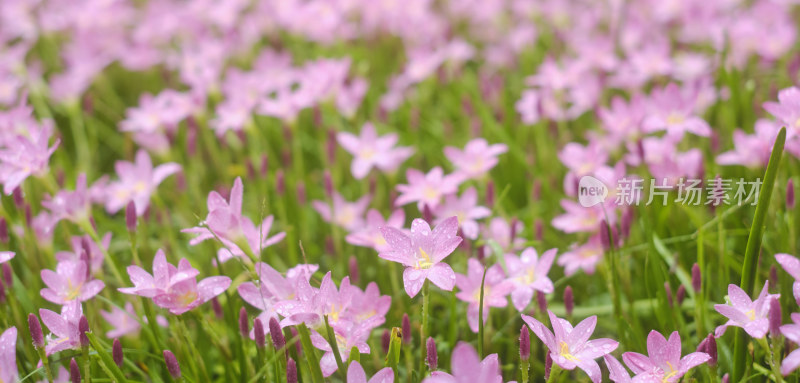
[664,282,673,308]
[788,179,795,209]
[349,257,359,284]
[722,374,729,383]
[70,358,81,383]
[486,181,495,207]
[426,337,437,370]
[28,314,44,348]
[254,319,265,349]
[769,298,782,338]
[535,219,543,242]
[79,315,90,347]
[269,317,285,351]
[770,265,779,291]
[1,263,10,288]
[163,350,181,379]
[402,314,411,345]
[323,171,333,197]
[564,286,574,318]
[125,201,137,232]
[676,285,686,305]
[706,334,717,367]
[691,263,701,292]
[238,307,249,338]
[211,297,223,320]
[287,358,298,383]
[113,339,123,368]
[12,188,23,208]
[276,170,285,196]
[381,329,391,354]
[0,218,7,243]
[545,353,553,380]
[260,155,269,178]
[297,182,306,205]
[536,291,547,313]
[519,325,530,361]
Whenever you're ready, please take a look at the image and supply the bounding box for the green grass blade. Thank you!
[296,323,324,383]
[86,332,129,383]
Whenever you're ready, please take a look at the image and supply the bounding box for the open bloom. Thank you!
[42,174,104,225]
[505,248,557,311]
[558,236,604,276]
[379,217,462,298]
[103,150,181,216]
[182,177,285,263]
[311,321,373,377]
[0,123,59,195]
[775,253,800,305]
[455,258,512,332]
[780,313,800,375]
[337,122,414,179]
[40,301,83,356]
[0,251,13,264]
[346,209,405,253]
[119,249,231,315]
[395,168,462,210]
[0,326,17,383]
[99,302,165,338]
[522,311,619,383]
[276,271,354,329]
[238,263,318,335]
[717,119,781,168]
[346,361,394,383]
[643,83,711,138]
[55,234,110,274]
[764,86,800,139]
[421,342,504,383]
[433,187,491,240]
[40,260,105,304]
[614,330,710,382]
[714,281,779,338]
[444,138,507,180]
[312,192,371,232]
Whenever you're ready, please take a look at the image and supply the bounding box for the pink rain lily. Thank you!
[346,361,394,383]
[103,150,181,216]
[0,251,13,264]
[99,302,159,339]
[522,311,619,383]
[55,233,110,274]
[643,83,711,138]
[482,218,525,256]
[764,86,800,139]
[238,263,318,335]
[717,119,781,168]
[40,301,83,356]
[337,122,414,179]
[42,174,105,225]
[455,259,513,332]
[0,123,59,195]
[779,313,800,375]
[421,342,504,383]
[0,326,17,383]
[276,271,354,329]
[433,187,491,240]
[347,282,391,325]
[182,177,285,263]
[443,138,507,180]
[557,235,604,276]
[346,209,405,253]
[311,321,373,377]
[379,217,462,298]
[714,281,778,338]
[616,330,710,382]
[395,168,462,210]
[775,253,800,305]
[312,192,371,232]
[119,249,231,315]
[505,248,557,311]
[40,260,105,304]
[551,200,607,234]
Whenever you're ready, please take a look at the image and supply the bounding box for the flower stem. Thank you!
[546,363,562,383]
[323,315,346,379]
[420,281,430,375]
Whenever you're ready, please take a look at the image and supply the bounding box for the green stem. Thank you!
[296,323,324,383]
[323,315,346,379]
[420,281,431,375]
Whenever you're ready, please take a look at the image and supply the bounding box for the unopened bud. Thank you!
[788,179,796,209]
[12,188,23,208]
[238,307,249,338]
[163,350,181,379]
[535,219,543,242]
[211,297,223,320]
[545,353,553,380]
[1,264,10,288]
[426,337,437,370]
[0,218,7,243]
[381,329,391,354]
[323,171,333,198]
[269,317,285,351]
[564,286,574,318]
[297,182,306,205]
[28,314,44,348]
[706,334,718,367]
[287,358,298,383]
[79,315,90,347]
[70,358,81,383]
[402,314,411,345]
[349,257,359,284]
[691,263,701,292]
[260,155,269,178]
[722,374,729,383]
[770,298,782,338]
[536,291,547,313]
[486,181,495,207]
[422,205,433,223]
[519,325,530,361]
[276,170,285,196]
[113,338,123,368]
[254,318,265,348]
[770,265,779,291]
[664,282,673,307]
[125,201,137,231]
[676,285,686,305]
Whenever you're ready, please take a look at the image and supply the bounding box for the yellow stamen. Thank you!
[416,248,434,269]
[746,309,756,321]
[559,341,580,362]
[662,361,678,382]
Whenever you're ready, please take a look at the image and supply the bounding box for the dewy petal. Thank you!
[0,251,14,263]
[646,330,669,367]
[402,267,428,298]
[410,219,432,237]
[346,361,368,383]
[576,359,602,383]
[604,355,633,383]
[782,349,800,376]
[521,314,556,351]
[567,315,597,347]
[622,352,655,375]
[776,254,800,280]
[714,304,750,324]
[197,276,232,302]
[80,280,105,301]
[578,338,618,359]
[427,263,456,291]
[511,286,533,312]
[548,311,568,344]
[368,367,394,383]
[450,342,481,374]
[229,177,244,215]
[727,283,753,308]
[39,309,69,337]
[678,352,710,374]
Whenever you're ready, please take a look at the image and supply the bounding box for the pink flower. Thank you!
[505,248,557,311]
[119,249,231,315]
[379,217,462,297]
[100,302,141,338]
[0,123,59,194]
[764,86,800,139]
[617,330,710,382]
[42,174,104,225]
[0,326,17,383]
[311,321,373,377]
[444,139,507,180]
[337,123,414,179]
[55,234,110,274]
[40,301,83,356]
[515,89,540,125]
[275,271,353,328]
[312,192,371,232]
[395,168,462,210]
[421,342,503,383]
[551,200,607,234]
[103,150,181,216]
[346,361,394,383]
[776,253,800,305]
[522,311,619,383]
[182,177,285,263]
[238,263,318,335]
[346,209,405,253]
[643,83,711,138]
[557,235,604,276]
[455,258,512,332]
[40,260,105,304]
[482,218,525,256]
[780,313,800,375]
[0,251,13,264]
[433,187,490,240]
[714,282,778,338]
[717,119,781,168]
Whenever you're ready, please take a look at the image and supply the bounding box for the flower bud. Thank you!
[28,314,44,348]
[788,179,796,209]
[125,201,137,232]
[706,334,718,367]
[691,263,701,292]
[269,317,285,351]
[70,358,81,383]
[664,282,673,308]
[323,171,333,198]
[535,219,544,242]
[297,182,306,205]
[326,130,337,164]
[211,297,223,320]
[79,315,90,347]
[113,338,124,368]
[287,358,298,383]
[260,155,269,178]
[564,286,574,318]
[163,350,181,379]
[676,285,686,305]
[519,325,530,361]
[545,353,553,380]
[770,265,779,291]
[402,314,411,345]
[348,257,359,284]
[422,205,433,224]
[239,307,249,338]
[486,181,495,207]
[276,170,285,196]
[254,318,265,349]
[2,263,10,288]
[0,281,5,303]
[536,291,547,313]
[769,298,782,338]
[0,218,7,243]
[722,374,729,383]
[12,188,23,208]
[381,329,391,354]
[510,218,519,242]
[426,337,437,370]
